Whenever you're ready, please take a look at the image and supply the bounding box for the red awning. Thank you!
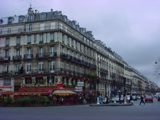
[0,86,12,88]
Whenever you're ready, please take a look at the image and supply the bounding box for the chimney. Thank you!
[51,9,53,12]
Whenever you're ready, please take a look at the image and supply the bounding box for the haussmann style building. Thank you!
[0,7,158,97]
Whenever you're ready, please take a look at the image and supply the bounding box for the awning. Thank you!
[53,90,77,95]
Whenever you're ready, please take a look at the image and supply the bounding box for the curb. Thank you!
[89,102,133,106]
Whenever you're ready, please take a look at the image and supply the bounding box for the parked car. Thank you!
[145,96,153,103]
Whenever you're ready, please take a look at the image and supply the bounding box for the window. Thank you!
[62,34,65,43]
[29,24,32,32]
[7,28,11,34]
[29,15,34,21]
[40,13,46,20]
[27,36,31,44]
[15,64,20,73]
[50,33,55,41]
[51,22,56,29]
[0,29,2,35]
[61,61,64,68]
[26,48,31,58]
[4,79,11,86]
[50,46,54,56]
[39,34,44,43]
[26,62,31,73]
[18,27,22,33]
[8,17,14,24]
[4,65,9,73]
[38,62,44,72]
[39,47,44,56]
[5,38,9,46]
[19,16,25,22]
[0,19,3,24]
[16,49,20,56]
[49,61,55,72]
[40,24,45,31]
[16,37,21,45]
[4,50,9,58]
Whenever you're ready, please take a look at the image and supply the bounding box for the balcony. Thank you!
[46,52,57,59]
[3,56,10,62]
[24,54,33,60]
[13,55,22,61]
[36,53,46,59]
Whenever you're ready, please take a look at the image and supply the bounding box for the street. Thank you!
[0,98,160,120]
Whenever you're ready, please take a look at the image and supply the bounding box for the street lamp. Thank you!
[123,79,127,104]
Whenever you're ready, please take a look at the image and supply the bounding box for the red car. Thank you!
[145,96,153,103]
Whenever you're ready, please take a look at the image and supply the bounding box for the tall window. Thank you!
[39,34,44,43]
[26,48,31,58]
[16,49,20,56]
[18,27,22,33]
[7,28,11,34]
[38,62,44,72]
[50,33,55,41]
[5,38,9,46]
[26,62,31,73]
[4,50,9,58]
[50,46,54,56]
[39,47,44,56]
[4,79,11,86]
[0,29,2,35]
[29,24,32,32]
[15,64,20,73]
[61,61,64,69]
[27,36,31,44]
[40,24,45,31]
[49,61,54,72]
[4,65,9,73]
[16,37,21,45]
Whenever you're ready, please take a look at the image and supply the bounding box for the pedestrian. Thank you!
[139,95,145,105]
[119,95,123,104]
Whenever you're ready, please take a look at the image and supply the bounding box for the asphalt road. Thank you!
[0,98,160,120]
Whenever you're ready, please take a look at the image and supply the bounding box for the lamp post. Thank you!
[123,79,127,104]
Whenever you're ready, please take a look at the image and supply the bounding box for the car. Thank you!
[145,96,153,103]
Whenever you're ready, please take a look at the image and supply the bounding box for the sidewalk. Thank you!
[90,102,133,106]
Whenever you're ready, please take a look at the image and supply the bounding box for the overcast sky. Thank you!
[1,0,160,86]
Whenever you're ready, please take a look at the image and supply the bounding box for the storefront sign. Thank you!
[21,84,56,88]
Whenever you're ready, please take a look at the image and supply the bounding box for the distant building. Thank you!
[0,7,158,95]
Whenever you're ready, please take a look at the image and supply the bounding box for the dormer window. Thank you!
[0,19,3,24]
[8,17,14,24]
[19,16,25,22]
[29,14,34,21]
[40,13,46,20]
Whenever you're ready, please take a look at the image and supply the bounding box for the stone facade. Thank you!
[0,7,158,95]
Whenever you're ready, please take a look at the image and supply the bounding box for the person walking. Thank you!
[139,95,145,105]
